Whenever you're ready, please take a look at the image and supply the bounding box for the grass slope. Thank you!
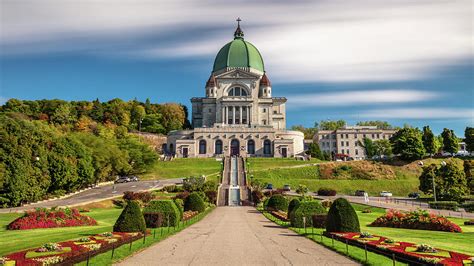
[247,158,321,171]
[0,208,122,256]
[142,158,221,180]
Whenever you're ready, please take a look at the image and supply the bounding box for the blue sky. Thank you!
[0,0,472,135]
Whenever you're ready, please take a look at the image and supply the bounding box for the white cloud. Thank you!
[0,96,8,105]
[288,89,440,107]
[1,0,472,82]
[356,108,474,119]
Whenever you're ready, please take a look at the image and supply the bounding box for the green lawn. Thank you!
[142,158,221,180]
[352,203,474,256]
[0,208,122,256]
[247,158,321,171]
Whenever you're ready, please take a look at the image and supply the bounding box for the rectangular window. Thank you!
[377,134,380,138]
[263,108,266,113]
[341,150,344,154]
[372,134,375,138]
[355,141,358,146]
[346,134,349,138]
[355,149,359,155]
[262,119,267,125]
[341,141,344,146]
[340,134,344,139]
[347,149,350,155]
[346,141,349,146]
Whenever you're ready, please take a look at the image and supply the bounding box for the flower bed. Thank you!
[2,232,143,265]
[7,208,97,230]
[182,210,199,221]
[370,209,462,233]
[329,232,473,266]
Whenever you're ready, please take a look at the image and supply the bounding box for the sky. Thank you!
[0,0,472,135]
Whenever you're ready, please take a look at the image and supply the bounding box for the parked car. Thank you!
[265,183,274,190]
[355,190,366,196]
[282,184,291,191]
[380,191,393,197]
[115,176,131,183]
[129,176,139,182]
[408,192,420,198]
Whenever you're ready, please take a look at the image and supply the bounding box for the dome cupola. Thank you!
[205,75,217,98]
[212,19,265,73]
[259,73,272,98]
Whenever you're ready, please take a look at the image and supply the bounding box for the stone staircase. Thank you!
[217,156,250,206]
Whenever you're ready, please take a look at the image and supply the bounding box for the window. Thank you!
[333,142,337,147]
[228,87,247,96]
[341,141,344,146]
[247,140,255,154]
[341,150,345,154]
[347,149,350,155]
[354,134,357,138]
[228,106,233,124]
[199,140,206,154]
[264,139,272,155]
[273,110,277,114]
[355,141,358,146]
[262,119,267,125]
[355,149,359,155]
[209,108,212,113]
[263,108,266,113]
[215,140,223,155]
[346,134,349,138]
[377,134,380,139]
[372,134,375,138]
[340,134,344,138]
[346,141,349,146]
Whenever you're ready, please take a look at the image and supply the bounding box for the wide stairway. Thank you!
[217,156,250,206]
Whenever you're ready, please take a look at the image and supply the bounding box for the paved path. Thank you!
[116,207,358,266]
[0,178,182,213]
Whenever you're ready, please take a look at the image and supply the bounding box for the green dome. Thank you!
[213,38,265,73]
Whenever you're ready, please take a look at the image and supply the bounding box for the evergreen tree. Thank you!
[465,127,474,153]
[306,143,323,159]
[437,161,468,201]
[441,128,458,155]
[390,127,425,161]
[419,164,438,195]
[422,126,436,156]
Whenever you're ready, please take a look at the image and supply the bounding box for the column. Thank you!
[239,106,243,125]
[222,106,225,124]
[232,106,235,124]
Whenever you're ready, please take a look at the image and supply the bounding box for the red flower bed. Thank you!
[2,232,143,265]
[370,209,462,233]
[8,208,97,230]
[330,232,473,266]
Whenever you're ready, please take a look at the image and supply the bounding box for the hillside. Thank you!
[249,158,464,196]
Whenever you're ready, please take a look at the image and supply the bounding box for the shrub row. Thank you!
[143,200,181,227]
[265,195,288,212]
[428,201,459,211]
[123,191,153,204]
[317,188,337,196]
[462,202,474,213]
[290,201,326,228]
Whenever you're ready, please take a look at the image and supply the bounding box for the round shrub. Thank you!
[143,200,181,227]
[326,198,360,233]
[113,200,146,232]
[317,188,337,196]
[290,201,326,228]
[184,192,206,213]
[288,198,301,215]
[265,194,289,212]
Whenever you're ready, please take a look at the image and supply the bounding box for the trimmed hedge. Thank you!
[462,202,474,213]
[184,192,206,213]
[290,201,326,228]
[326,198,360,233]
[288,198,301,215]
[265,194,289,212]
[143,200,181,227]
[428,201,459,211]
[143,213,163,228]
[312,214,327,228]
[317,188,337,196]
[113,200,146,232]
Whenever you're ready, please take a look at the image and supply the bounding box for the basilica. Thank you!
[166,21,304,158]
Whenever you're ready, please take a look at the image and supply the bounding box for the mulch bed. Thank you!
[2,232,144,266]
[329,232,473,266]
[270,211,288,222]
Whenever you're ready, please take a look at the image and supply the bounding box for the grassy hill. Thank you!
[249,158,464,196]
[142,158,222,180]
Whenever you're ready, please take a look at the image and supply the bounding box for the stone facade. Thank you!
[313,126,397,160]
[166,24,304,158]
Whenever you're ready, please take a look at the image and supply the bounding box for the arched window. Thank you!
[247,140,255,154]
[228,86,248,97]
[215,140,223,155]
[263,139,272,155]
[199,140,206,154]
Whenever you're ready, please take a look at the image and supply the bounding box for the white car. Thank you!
[380,191,393,197]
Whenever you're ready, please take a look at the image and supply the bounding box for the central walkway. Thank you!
[116,207,358,266]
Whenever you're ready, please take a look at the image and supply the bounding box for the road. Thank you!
[0,178,183,213]
[116,207,359,266]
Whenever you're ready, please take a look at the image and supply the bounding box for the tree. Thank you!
[141,114,165,134]
[130,104,146,131]
[359,137,375,158]
[373,139,392,157]
[291,125,317,139]
[160,103,185,133]
[295,184,308,197]
[390,127,425,161]
[441,128,458,155]
[465,127,474,153]
[463,160,474,194]
[422,126,436,156]
[306,143,323,159]
[318,120,346,130]
[356,121,392,129]
[437,161,468,201]
[419,164,438,195]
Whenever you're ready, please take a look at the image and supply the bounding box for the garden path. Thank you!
[115,207,359,266]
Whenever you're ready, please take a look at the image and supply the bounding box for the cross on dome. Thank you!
[234,17,244,39]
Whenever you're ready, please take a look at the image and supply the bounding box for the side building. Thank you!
[313,126,397,160]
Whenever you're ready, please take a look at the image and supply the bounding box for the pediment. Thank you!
[216,69,260,80]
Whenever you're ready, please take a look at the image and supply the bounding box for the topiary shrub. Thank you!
[113,200,146,232]
[288,198,301,215]
[174,198,184,218]
[184,192,206,213]
[265,194,289,212]
[143,200,181,227]
[326,198,360,233]
[290,201,326,228]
